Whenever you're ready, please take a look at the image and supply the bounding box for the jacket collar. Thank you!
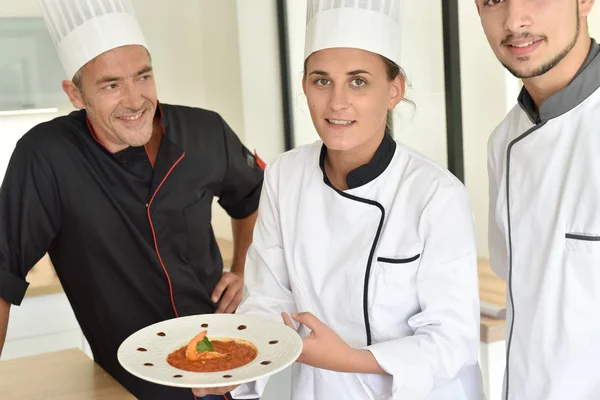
[71,101,185,196]
[319,131,396,190]
[518,39,600,124]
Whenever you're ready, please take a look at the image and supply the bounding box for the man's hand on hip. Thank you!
[212,271,244,314]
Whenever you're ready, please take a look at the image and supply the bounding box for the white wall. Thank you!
[0,1,71,184]
[135,0,207,109]
[395,0,447,168]
[589,6,600,40]
[235,0,285,164]
[285,0,318,147]
[195,0,246,240]
[199,0,285,240]
[459,3,509,259]
[197,0,244,136]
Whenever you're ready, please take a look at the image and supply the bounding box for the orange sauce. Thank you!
[167,340,257,372]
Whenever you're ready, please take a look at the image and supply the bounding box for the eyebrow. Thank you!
[347,69,372,76]
[96,66,153,85]
[308,69,373,77]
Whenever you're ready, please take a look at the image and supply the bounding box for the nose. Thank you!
[121,82,145,111]
[504,0,532,33]
[328,85,351,112]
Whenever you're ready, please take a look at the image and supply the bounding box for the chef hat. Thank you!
[38,0,147,79]
[304,0,403,66]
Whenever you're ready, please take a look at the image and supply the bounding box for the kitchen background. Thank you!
[1,1,599,399]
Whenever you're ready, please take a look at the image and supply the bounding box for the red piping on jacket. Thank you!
[86,117,104,147]
[254,150,266,171]
[146,152,185,318]
[147,102,182,318]
[87,106,181,317]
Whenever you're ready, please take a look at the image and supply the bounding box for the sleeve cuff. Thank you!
[230,377,269,399]
[0,268,29,305]
[366,340,433,399]
[221,180,263,219]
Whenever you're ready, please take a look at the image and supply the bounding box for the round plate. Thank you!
[117,314,302,388]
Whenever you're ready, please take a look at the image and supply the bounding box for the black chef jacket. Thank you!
[0,103,264,399]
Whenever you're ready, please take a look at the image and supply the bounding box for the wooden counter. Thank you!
[23,241,508,343]
[0,349,134,399]
[478,259,507,343]
[24,254,63,297]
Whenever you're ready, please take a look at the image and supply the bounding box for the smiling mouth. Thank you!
[507,39,541,48]
[118,110,145,121]
[326,119,355,126]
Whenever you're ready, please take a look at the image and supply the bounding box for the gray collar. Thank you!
[518,38,600,124]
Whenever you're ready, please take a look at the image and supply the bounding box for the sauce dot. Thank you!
[237,325,247,330]
[157,332,166,337]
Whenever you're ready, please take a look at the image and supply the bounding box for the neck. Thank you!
[90,125,127,154]
[523,33,592,109]
[87,114,162,156]
[324,131,385,191]
[145,118,163,164]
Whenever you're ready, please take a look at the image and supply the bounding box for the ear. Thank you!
[302,73,308,96]
[388,74,406,110]
[579,0,595,18]
[62,80,85,109]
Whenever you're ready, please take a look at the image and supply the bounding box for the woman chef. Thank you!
[195,1,484,399]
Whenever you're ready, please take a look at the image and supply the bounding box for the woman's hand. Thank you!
[283,312,360,372]
[283,312,387,374]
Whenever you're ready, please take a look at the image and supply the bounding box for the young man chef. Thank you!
[477,0,600,399]
[0,1,263,399]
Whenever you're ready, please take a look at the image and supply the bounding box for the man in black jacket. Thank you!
[0,1,263,399]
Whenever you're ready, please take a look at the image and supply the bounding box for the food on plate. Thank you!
[167,330,258,372]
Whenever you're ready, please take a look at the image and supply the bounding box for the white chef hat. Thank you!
[304,0,403,66]
[38,0,148,79]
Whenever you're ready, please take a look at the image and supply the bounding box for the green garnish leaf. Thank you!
[196,336,214,353]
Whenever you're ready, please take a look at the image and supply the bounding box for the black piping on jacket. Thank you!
[318,133,395,346]
[504,121,547,399]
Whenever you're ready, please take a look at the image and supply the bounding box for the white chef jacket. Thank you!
[232,134,484,400]
[488,39,600,400]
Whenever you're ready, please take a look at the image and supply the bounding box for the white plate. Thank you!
[117,314,302,389]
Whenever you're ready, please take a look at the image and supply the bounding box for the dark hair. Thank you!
[303,53,413,133]
[72,67,85,93]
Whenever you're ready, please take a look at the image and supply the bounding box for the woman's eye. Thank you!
[314,78,330,86]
